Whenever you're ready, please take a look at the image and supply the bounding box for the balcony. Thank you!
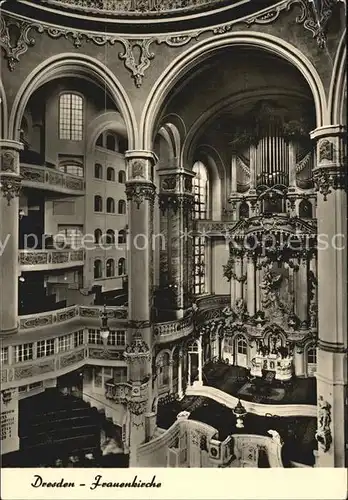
[154,313,194,344]
[19,305,128,331]
[21,164,85,195]
[19,249,85,272]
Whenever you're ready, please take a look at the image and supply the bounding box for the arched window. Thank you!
[118,170,126,183]
[118,257,126,276]
[58,161,84,178]
[299,199,313,219]
[94,195,103,212]
[59,93,83,141]
[94,259,102,279]
[239,201,249,219]
[107,167,115,181]
[193,161,209,220]
[307,347,317,364]
[188,341,199,353]
[118,229,126,245]
[106,259,115,278]
[236,336,247,354]
[118,200,126,214]
[106,229,115,244]
[94,228,102,244]
[106,197,115,213]
[94,163,103,179]
[106,134,117,151]
[96,134,103,147]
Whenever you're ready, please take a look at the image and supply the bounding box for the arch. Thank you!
[118,257,126,275]
[94,259,102,279]
[107,167,115,181]
[328,29,347,124]
[106,197,115,213]
[94,195,103,212]
[118,199,126,214]
[298,199,313,219]
[0,78,8,138]
[141,32,327,149]
[87,111,128,153]
[106,258,115,278]
[118,170,126,183]
[9,53,137,147]
[118,229,126,244]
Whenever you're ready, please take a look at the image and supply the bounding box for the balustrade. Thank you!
[19,249,85,271]
[21,164,84,193]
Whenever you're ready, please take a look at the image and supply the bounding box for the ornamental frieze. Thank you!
[1,0,338,82]
[313,166,347,201]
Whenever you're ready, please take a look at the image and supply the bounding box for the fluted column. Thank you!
[0,140,23,335]
[246,255,255,316]
[158,169,194,317]
[310,125,347,467]
[124,150,157,467]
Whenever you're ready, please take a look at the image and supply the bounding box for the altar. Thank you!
[250,352,293,381]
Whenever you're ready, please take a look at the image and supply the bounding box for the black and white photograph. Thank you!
[0,0,347,497]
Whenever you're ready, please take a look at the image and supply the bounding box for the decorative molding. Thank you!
[158,193,194,214]
[315,396,332,452]
[125,182,156,209]
[0,150,16,173]
[0,176,21,205]
[0,16,44,71]
[130,159,146,179]
[318,139,335,162]
[312,166,347,200]
[119,38,155,88]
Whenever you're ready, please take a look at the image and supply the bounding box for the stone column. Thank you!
[231,153,237,192]
[310,125,347,467]
[169,359,174,394]
[177,348,183,399]
[288,141,297,187]
[158,169,194,318]
[124,150,157,467]
[296,258,308,323]
[0,141,23,335]
[234,257,243,301]
[249,145,257,190]
[197,334,203,385]
[246,256,255,317]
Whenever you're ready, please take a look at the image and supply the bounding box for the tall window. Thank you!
[106,197,115,213]
[307,347,317,364]
[94,195,103,212]
[94,259,102,279]
[106,229,115,244]
[193,236,206,295]
[95,163,103,179]
[118,257,126,276]
[193,161,209,220]
[118,229,126,245]
[94,228,102,244]
[106,258,115,277]
[118,170,126,183]
[118,200,126,214]
[236,336,247,354]
[59,93,83,141]
[107,167,115,181]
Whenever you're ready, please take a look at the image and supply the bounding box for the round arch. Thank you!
[87,111,128,153]
[9,53,138,148]
[141,32,328,149]
[328,29,347,124]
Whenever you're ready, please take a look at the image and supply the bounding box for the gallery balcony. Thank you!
[19,249,85,272]
[21,163,85,195]
[154,314,194,344]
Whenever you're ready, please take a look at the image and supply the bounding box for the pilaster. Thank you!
[0,140,23,335]
[310,125,347,467]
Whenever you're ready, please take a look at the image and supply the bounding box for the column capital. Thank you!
[309,125,347,201]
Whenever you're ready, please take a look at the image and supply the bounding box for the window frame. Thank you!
[58,92,84,141]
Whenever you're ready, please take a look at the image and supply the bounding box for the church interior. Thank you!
[0,0,347,469]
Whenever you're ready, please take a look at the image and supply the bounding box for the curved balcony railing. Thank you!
[19,305,128,330]
[40,0,226,15]
[21,164,85,194]
[1,344,127,390]
[19,249,85,271]
[154,313,194,343]
[186,385,316,417]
